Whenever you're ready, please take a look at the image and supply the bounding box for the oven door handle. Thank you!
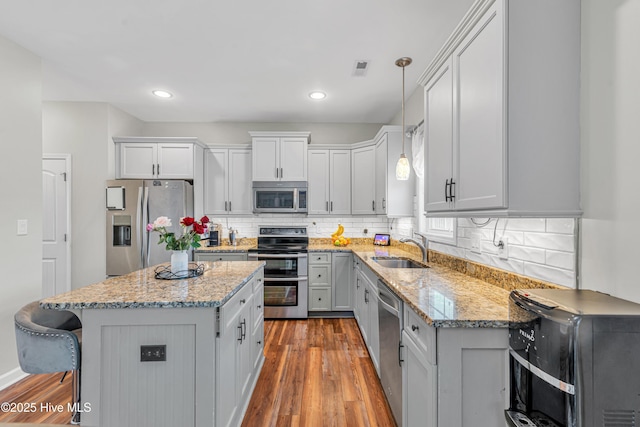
[248,253,308,259]
[263,277,308,282]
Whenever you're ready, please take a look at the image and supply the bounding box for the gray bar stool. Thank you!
[14,301,82,424]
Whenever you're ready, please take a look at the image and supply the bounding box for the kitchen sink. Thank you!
[372,257,429,269]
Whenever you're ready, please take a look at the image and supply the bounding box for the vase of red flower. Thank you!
[147,215,210,276]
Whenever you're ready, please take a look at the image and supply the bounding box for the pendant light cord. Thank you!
[402,64,405,155]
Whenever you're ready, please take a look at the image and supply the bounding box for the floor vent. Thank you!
[352,60,370,77]
[603,409,635,427]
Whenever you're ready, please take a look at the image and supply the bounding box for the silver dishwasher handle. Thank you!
[378,281,400,317]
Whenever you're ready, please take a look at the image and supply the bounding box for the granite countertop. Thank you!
[40,261,265,310]
[351,248,510,328]
[195,240,510,328]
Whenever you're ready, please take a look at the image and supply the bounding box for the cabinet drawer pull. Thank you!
[372,200,375,211]
[152,164,156,175]
[445,179,450,202]
[330,201,333,212]
[382,197,386,210]
[326,201,329,211]
[240,298,246,304]
[280,167,283,178]
[411,324,419,332]
[225,201,228,211]
[157,164,160,176]
[229,201,232,211]
[450,179,455,201]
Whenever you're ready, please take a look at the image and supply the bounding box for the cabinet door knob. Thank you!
[411,325,419,332]
[318,274,322,278]
[240,298,246,304]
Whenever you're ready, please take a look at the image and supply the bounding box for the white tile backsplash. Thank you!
[207,215,390,239]
[213,211,577,288]
[423,217,577,288]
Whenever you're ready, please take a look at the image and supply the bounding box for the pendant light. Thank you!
[395,57,412,181]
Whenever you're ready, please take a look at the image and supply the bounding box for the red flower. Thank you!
[181,217,195,226]
[200,216,210,224]
[193,223,205,234]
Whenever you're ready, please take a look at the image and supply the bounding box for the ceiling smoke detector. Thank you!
[352,60,371,77]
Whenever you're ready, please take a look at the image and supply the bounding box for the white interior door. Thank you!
[42,156,70,297]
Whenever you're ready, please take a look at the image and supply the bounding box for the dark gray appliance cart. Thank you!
[506,289,640,427]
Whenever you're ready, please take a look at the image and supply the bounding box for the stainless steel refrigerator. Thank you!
[106,179,194,276]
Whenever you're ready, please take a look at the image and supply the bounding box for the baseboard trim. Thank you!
[0,367,27,391]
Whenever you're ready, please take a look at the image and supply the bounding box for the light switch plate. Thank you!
[17,219,28,236]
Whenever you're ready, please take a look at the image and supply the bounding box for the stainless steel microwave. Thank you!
[253,181,307,213]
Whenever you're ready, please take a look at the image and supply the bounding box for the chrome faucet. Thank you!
[400,234,428,263]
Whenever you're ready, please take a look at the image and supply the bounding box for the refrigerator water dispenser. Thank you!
[113,215,131,246]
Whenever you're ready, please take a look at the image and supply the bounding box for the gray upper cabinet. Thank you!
[308,149,351,215]
[351,145,376,215]
[250,132,309,182]
[204,148,252,215]
[114,137,203,180]
[419,0,582,217]
[374,128,415,217]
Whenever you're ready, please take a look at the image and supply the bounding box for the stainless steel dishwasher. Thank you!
[378,280,403,426]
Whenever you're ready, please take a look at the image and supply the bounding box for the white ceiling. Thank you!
[0,0,474,123]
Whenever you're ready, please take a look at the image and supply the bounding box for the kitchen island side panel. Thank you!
[80,307,216,427]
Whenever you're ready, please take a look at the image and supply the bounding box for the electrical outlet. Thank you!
[498,237,509,260]
[17,219,28,236]
[470,232,482,254]
[140,345,166,362]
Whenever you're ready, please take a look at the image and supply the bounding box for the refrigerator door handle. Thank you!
[136,186,144,269]
[142,185,150,268]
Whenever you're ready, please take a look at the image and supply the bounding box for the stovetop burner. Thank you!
[256,225,308,251]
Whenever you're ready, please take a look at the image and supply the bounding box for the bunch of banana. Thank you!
[331,223,350,246]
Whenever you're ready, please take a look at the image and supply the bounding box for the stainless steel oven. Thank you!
[248,226,308,319]
[252,181,307,213]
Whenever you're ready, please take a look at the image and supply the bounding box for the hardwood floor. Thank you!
[242,319,396,427]
[0,318,395,427]
[0,373,73,424]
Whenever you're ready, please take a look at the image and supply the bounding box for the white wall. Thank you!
[42,103,142,290]
[0,36,42,386]
[107,104,145,179]
[580,0,640,301]
[142,121,383,145]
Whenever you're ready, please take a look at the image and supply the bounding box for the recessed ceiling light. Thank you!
[309,91,326,100]
[152,90,173,98]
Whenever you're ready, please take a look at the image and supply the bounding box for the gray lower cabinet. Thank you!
[401,304,508,426]
[353,258,380,374]
[309,253,332,311]
[331,252,353,310]
[216,273,264,427]
[195,252,248,262]
[308,252,354,312]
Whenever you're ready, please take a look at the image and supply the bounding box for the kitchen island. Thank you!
[41,261,265,427]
